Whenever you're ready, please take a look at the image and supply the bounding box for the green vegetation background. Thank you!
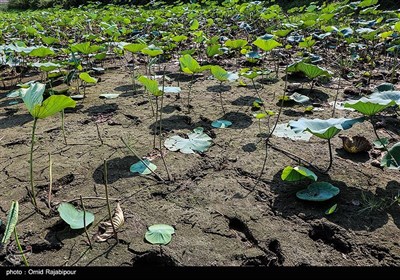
[3,0,399,10]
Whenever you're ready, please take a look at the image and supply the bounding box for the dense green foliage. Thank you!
[5,0,399,10]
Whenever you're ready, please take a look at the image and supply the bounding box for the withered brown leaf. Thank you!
[93,203,124,242]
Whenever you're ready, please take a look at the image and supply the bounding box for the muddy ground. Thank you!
[0,58,399,267]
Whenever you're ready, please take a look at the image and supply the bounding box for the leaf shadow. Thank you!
[93,155,139,184]
[270,170,390,232]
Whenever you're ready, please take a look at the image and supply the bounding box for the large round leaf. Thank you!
[58,203,94,230]
[272,123,312,141]
[374,83,395,93]
[31,95,76,119]
[145,224,175,245]
[138,76,162,96]
[123,43,146,53]
[281,166,317,182]
[288,117,364,139]
[21,82,46,112]
[253,38,282,52]
[29,47,54,58]
[164,127,213,154]
[344,97,396,115]
[296,182,340,201]
[369,91,400,105]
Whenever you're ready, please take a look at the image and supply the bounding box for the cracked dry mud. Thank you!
[1,60,400,266]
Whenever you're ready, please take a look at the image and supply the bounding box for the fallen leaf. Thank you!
[93,203,125,242]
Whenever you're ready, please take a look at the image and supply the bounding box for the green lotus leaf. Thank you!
[374,83,395,92]
[130,159,157,175]
[29,47,55,58]
[179,54,202,74]
[381,142,400,169]
[71,42,101,54]
[344,97,396,115]
[141,44,163,57]
[296,182,340,202]
[1,201,18,244]
[325,204,338,215]
[211,120,232,128]
[123,43,146,53]
[289,92,310,103]
[210,66,238,82]
[58,202,94,230]
[189,19,199,31]
[369,91,400,105]
[225,39,248,49]
[206,44,223,57]
[281,166,318,182]
[373,138,388,149]
[145,224,175,245]
[289,117,364,139]
[295,62,332,79]
[171,35,188,42]
[31,62,61,72]
[164,127,213,154]
[41,36,59,45]
[138,76,162,96]
[253,38,282,52]
[31,95,76,119]
[273,123,312,141]
[21,82,46,112]
[79,72,97,84]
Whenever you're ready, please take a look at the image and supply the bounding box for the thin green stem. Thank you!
[14,228,29,267]
[371,117,399,168]
[187,73,194,114]
[219,82,225,114]
[153,96,159,149]
[323,138,333,173]
[48,152,53,209]
[103,160,118,243]
[160,68,172,181]
[61,110,67,145]
[29,118,38,208]
[80,195,93,249]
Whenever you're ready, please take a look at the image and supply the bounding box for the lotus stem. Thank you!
[29,118,38,209]
[61,110,67,145]
[14,228,29,267]
[80,195,93,249]
[153,96,159,149]
[322,138,334,174]
[219,82,225,114]
[257,67,289,184]
[371,117,399,168]
[160,67,172,181]
[48,152,53,209]
[187,73,194,114]
[103,160,118,243]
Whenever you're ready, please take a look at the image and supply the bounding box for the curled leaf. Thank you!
[93,203,125,242]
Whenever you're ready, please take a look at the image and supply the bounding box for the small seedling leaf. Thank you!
[211,120,232,128]
[325,204,338,215]
[58,202,94,230]
[130,159,157,175]
[145,224,175,245]
[281,166,318,182]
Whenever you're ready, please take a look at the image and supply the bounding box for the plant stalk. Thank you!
[14,228,29,267]
[29,118,38,208]
[103,160,118,243]
[48,152,53,208]
[80,195,93,249]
